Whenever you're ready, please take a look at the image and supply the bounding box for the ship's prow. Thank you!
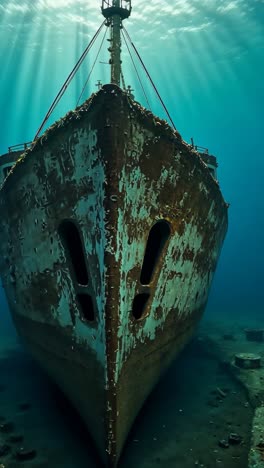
[0,84,228,466]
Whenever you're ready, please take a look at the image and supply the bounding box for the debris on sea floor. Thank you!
[245,329,264,343]
[15,447,37,461]
[235,353,261,370]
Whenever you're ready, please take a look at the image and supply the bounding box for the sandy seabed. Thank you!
[0,316,260,468]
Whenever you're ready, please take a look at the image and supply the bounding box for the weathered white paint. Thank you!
[1,126,107,367]
[113,139,224,380]
[1,93,227,392]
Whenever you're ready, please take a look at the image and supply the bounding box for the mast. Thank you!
[102,0,132,86]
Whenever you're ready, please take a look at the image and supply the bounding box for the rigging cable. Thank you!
[34,20,106,141]
[123,26,176,130]
[120,67,126,91]
[121,30,151,109]
[76,25,108,107]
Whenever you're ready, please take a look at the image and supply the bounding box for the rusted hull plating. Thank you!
[0,84,228,466]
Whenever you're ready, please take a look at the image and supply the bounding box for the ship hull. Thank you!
[0,84,228,466]
[13,304,202,463]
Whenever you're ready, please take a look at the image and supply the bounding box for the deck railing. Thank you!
[190,138,209,155]
[8,142,32,153]
[193,144,209,155]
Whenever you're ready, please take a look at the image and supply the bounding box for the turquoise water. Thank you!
[0,1,263,466]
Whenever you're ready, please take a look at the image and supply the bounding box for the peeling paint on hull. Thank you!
[0,84,228,467]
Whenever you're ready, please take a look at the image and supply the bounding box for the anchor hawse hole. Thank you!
[132,220,171,320]
[58,220,95,323]
[140,220,171,285]
[58,220,88,286]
